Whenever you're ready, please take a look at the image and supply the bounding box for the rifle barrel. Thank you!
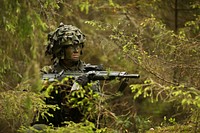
[122,74,140,78]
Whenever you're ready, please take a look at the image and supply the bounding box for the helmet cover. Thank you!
[45,23,86,62]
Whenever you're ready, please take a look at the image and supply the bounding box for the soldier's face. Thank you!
[64,44,82,61]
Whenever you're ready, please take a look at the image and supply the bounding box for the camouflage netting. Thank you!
[45,23,86,63]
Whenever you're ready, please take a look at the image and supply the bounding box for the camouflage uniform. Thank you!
[41,60,86,74]
[32,23,100,127]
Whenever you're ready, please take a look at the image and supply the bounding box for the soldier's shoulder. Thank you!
[40,65,54,74]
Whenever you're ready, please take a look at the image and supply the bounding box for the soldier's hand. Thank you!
[75,74,89,87]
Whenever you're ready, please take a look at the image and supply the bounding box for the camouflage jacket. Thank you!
[41,60,100,92]
[41,60,86,74]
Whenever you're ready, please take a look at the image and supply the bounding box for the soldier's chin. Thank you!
[71,57,79,61]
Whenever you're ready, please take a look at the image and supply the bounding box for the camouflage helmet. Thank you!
[45,23,86,62]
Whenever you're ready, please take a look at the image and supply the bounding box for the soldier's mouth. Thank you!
[72,54,80,59]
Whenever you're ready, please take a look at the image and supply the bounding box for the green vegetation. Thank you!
[0,0,200,132]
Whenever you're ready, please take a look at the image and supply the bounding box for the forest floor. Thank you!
[146,123,199,133]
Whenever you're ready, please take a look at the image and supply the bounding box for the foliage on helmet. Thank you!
[45,23,86,62]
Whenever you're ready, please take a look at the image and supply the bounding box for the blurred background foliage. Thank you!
[0,0,200,132]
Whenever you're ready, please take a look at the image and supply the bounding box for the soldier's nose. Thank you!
[73,46,79,52]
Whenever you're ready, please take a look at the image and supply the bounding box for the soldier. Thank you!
[32,23,100,128]
[42,23,89,80]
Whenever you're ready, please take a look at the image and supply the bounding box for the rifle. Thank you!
[42,65,140,92]
[42,70,140,82]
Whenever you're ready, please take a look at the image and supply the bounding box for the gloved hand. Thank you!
[75,74,89,87]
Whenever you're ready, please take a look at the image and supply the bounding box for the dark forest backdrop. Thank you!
[0,0,200,132]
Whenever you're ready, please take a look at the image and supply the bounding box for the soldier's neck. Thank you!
[60,59,79,68]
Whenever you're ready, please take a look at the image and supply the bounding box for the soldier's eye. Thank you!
[73,44,81,48]
[64,45,73,49]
